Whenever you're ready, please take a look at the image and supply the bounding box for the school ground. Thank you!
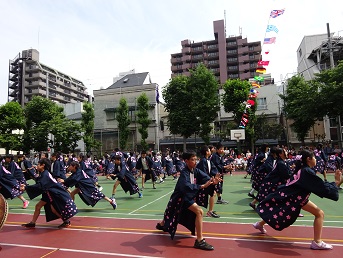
[1,171,343,257]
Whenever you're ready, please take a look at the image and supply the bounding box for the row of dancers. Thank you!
[243,144,341,251]
[1,143,340,251]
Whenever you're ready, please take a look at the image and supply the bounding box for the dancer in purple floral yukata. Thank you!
[21,158,78,229]
[155,151,221,251]
[253,149,339,250]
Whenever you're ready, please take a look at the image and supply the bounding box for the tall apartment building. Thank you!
[8,49,89,107]
[171,20,262,84]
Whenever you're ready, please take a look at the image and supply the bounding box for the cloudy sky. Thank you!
[0,0,342,105]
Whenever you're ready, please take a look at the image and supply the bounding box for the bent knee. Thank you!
[317,209,325,219]
[195,207,203,216]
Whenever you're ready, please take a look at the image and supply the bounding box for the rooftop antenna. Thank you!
[224,10,227,37]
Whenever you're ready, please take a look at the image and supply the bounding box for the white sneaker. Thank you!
[310,240,333,250]
[253,221,267,234]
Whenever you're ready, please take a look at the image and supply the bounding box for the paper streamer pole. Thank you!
[238,8,285,129]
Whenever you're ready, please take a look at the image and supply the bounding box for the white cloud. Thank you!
[1,0,342,104]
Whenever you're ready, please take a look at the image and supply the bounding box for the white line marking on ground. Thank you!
[0,243,164,258]
[128,190,173,214]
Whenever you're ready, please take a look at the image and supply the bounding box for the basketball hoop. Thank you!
[230,129,245,142]
[234,133,242,142]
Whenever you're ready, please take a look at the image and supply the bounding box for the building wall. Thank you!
[93,83,160,153]
[297,34,328,80]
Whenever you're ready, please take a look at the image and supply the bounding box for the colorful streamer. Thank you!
[238,7,285,129]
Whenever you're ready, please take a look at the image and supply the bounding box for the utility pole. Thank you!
[327,23,342,149]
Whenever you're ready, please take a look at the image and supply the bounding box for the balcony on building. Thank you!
[171,55,182,64]
[207,60,219,68]
[227,49,238,57]
[228,65,238,72]
[182,47,191,54]
[191,45,203,54]
[238,54,249,63]
[8,80,19,89]
[181,55,191,62]
[171,65,180,72]
[238,46,249,55]
[207,52,219,60]
[228,73,239,79]
[239,63,251,71]
[182,63,192,70]
[240,72,251,81]
[26,64,40,72]
[227,58,238,66]
[207,44,218,52]
[226,41,237,49]
[237,38,248,45]
[247,44,261,53]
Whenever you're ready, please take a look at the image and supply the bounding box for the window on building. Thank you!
[228,66,238,70]
[106,111,116,121]
[129,110,136,121]
[249,46,254,51]
[227,41,236,46]
[228,57,238,62]
[29,73,32,77]
[290,127,310,139]
[208,52,218,57]
[227,50,237,54]
[257,97,267,110]
[208,44,218,49]
[298,48,302,57]
[250,63,256,68]
[192,46,202,51]
[193,54,203,59]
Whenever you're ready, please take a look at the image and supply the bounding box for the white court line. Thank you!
[0,243,164,257]
[2,226,343,253]
[128,190,173,214]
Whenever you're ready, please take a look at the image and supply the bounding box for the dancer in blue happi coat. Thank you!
[21,158,78,229]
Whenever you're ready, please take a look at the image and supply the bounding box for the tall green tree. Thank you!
[116,98,131,150]
[280,76,319,144]
[23,96,65,153]
[255,113,283,140]
[81,102,100,153]
[163,64,219,150]
[221,79,257,150]
[314,60,343,117]
[136,93,151,151]
[50,117,82,153]
[188,64,220,144]
[0,102,25,153]
[222,79,251,122]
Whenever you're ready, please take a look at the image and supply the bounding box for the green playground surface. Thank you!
[7,172,343,227]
